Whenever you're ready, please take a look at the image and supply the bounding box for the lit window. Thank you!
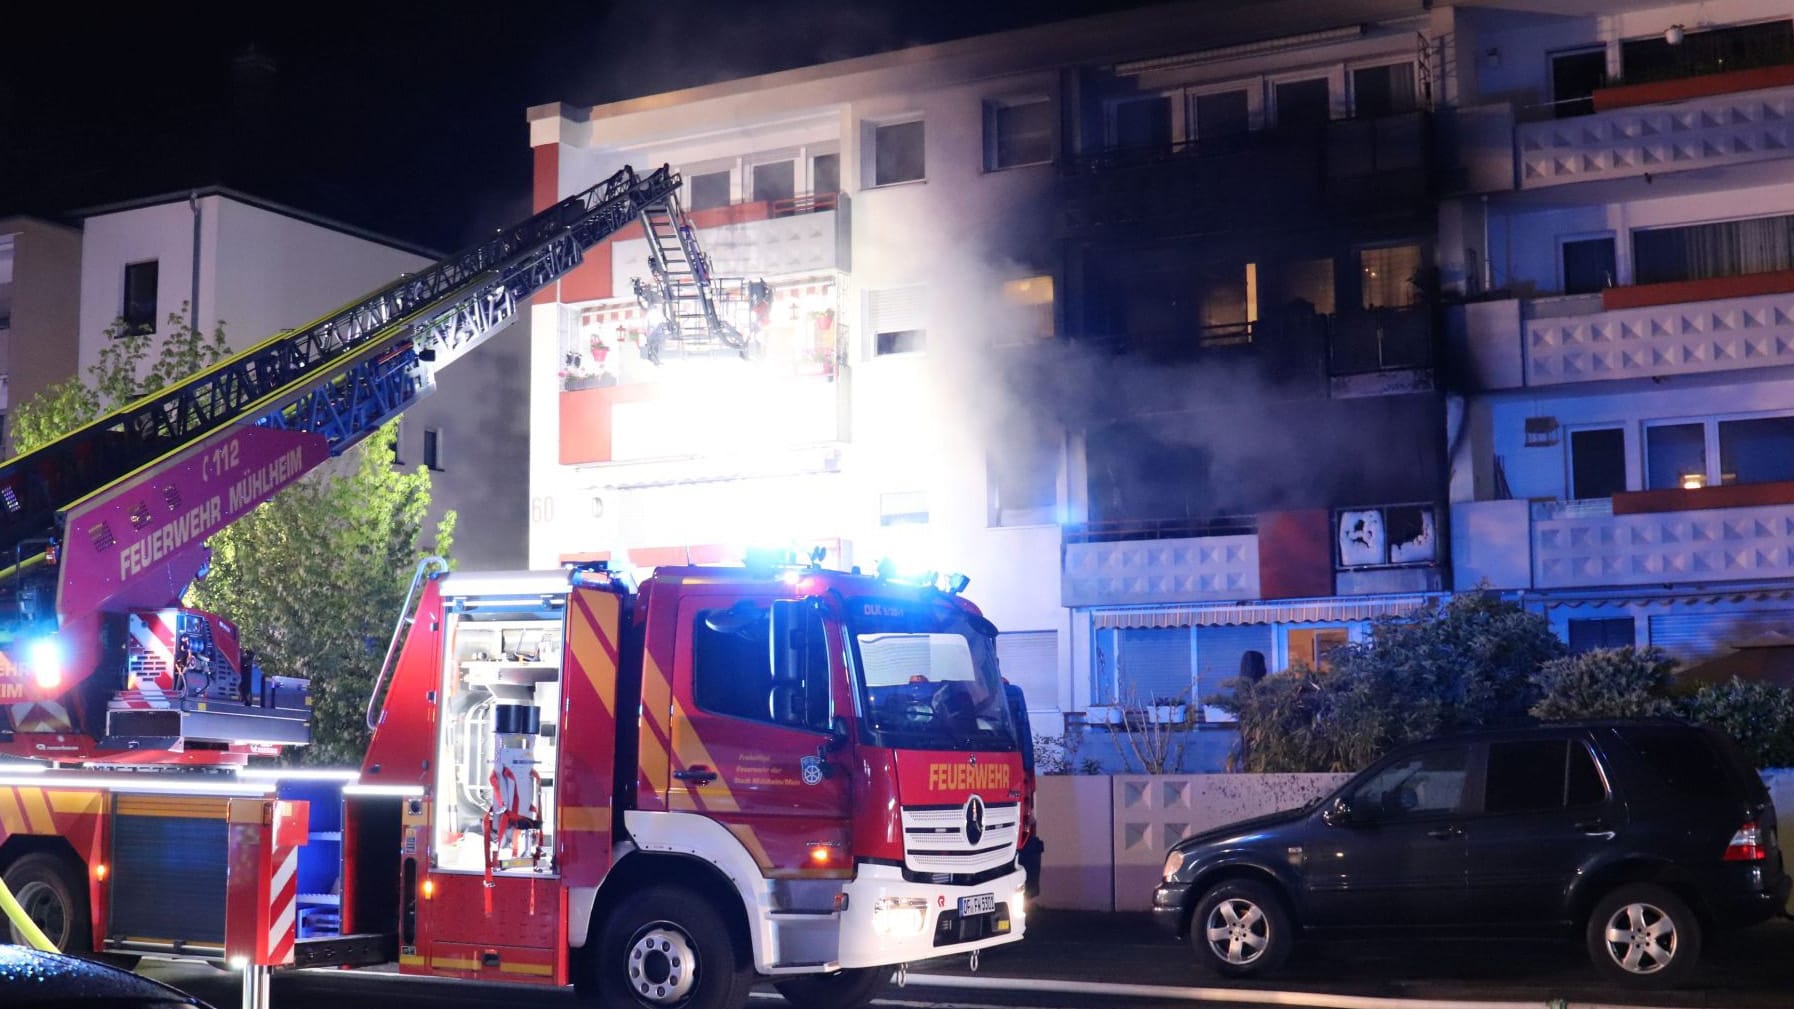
[871,120,925,186]
[1000,275,1055,342]
[1359,245,1423,309]
[985,97,1053,170]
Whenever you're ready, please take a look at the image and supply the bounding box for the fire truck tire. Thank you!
[2,852,91,953]
[597,884,753,1009]
[772,967,889,1009]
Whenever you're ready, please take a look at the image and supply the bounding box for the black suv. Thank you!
[1152,719,1790,987]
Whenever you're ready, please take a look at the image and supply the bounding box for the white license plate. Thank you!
[958,892,995,917]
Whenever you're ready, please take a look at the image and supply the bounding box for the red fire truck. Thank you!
[0,166,1030,1009]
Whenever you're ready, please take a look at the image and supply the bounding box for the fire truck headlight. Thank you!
[871,897,929,936]
[28,638,63,690]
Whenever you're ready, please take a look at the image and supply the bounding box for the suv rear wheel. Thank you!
[1189,879,1293,978]
[1585,883,1701,988]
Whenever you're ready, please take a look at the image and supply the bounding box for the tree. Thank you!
[12,308,454,764]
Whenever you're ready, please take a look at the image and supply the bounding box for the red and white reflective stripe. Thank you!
[106,687,172,710]
[267,843,298,964]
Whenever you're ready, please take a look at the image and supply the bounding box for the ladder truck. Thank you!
[0,166,1031,1009]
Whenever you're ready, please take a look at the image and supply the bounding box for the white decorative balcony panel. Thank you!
[611,209,841,290]
[1062,534,1259,608]
[1525,291,1794,386]
[1534,503,1794,589]
[1517,84,1794,188]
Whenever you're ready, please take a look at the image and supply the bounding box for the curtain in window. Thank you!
[1633,214,1794,285]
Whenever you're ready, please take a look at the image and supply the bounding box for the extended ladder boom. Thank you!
[0,165,680,629]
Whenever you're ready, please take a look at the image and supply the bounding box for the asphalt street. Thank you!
[136,909,1794,1009]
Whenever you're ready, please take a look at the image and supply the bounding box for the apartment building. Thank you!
[0,218,83,451]
[527,0,1462,748]
[73,188,529,569]
[1445,0,1794,676]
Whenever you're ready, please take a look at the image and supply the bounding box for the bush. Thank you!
[1530,646,1677,721]
[1679,678,1794,769]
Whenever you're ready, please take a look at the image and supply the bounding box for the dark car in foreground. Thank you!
[0,945,211,1009]
[1153,719,1790,987]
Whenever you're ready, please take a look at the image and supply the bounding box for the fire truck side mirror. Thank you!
[768,599,806,685]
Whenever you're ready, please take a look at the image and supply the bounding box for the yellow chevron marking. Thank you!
[560,805,610,833]
[18,788,54,833]
[0,789,26,834]
[399,954,426,967]
[639,652,672,796]
[498,962,554,976]
[431,956,480,970]
[670,697,739,814]
[571,591,618,715]
[47,791,103,816]
[723,822,774,870]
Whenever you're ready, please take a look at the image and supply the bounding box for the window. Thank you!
[879,491,928,526]
[1286,627,1348,671]
[1551,48,1608,118]
[1000,275,1055,343]
[1351,63,1417,118]
[1350,746,1469,819]
[1275,257,1335,315]
[1196,262,1257,343]
[811,152,840,195]
[869,286,925,356]
[1720,416,1794,485]
[986,97,1053,170]
[1336,504,1438,568]
[1561,236,1615,295]
[751,161,794,204]
[987,429,1058,527]
[1485,739,1607,814]
[1359,245,1422,309]
[692,603,831,731]
[122,260,158,334]
[1192,89,1250,139]
[1621,727,1732,798]
[423,428,443,471]
[1091,623,1269,710]
[1568,618,1636,654]
[1633,213,1794,286]
[995,630,1057,702]
[1111,95,1173,151]
[1569,427,1625,500]
[1622,20,1794,85]
[1645,422,1707,490]
[872,119,925,186]
[688,170,730,211]
[1273,78,1330,128]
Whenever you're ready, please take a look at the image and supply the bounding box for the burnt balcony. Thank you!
[1060,112,1433,239]
[1327,306,1436,397]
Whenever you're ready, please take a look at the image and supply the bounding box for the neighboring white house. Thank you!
[1442,0,1794,672]
[73,188,529,569]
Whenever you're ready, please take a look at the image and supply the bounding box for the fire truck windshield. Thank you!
[845,596,1018,753]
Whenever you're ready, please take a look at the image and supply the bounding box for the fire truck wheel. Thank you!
[772,967,889,1009]
[598,884,753,1009]
[3,852,91,953]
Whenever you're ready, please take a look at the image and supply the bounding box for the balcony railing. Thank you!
[1063,515,1257,545]
[1328,306,1433,376]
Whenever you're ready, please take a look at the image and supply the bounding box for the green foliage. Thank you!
[1679,679,1794,769]
[1530,646,1679,721]
[189,432,454,765]
[1033,733,1102,775]
[1217,594,1566,772]
[10,311,453,765]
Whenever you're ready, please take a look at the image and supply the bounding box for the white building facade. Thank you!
[1444,0,1794,669]
[74,189,529,569]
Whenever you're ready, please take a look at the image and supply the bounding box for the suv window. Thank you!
[1486,738,1607,813]
[1622,726,1762,800]
[1352,745,1469,818]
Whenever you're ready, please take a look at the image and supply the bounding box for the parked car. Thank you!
[0,945,211,1008]
[1152,718,1790,987]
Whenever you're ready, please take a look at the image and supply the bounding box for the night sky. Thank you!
[2,0,1168,253]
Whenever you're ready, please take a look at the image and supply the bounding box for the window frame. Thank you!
[1267,68,1341,129]
[1557,231,1618,295]
[1642,410,1794,490]
[423,427,443,472]
[121,259,160,335]
[1185,78,1262,138]
[865,115,927,188]
[1346,59,1420,119]
[1566,423,1627,500]
[685,167,734,211]
[689,599,835,734]
[983,94,1055,172]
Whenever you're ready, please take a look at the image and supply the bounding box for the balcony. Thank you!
[1060,112,1432,238]
[1516,79,1794,190]
[1327,306,1435,398]
[1062,517,1260,608]
[1533,497,1794,590]
[1455,279,1794,390]
[607,194,846,293]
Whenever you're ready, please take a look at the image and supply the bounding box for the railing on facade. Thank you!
[1611,33,1794,88]
[689,190,840,219]
[1063,110,1430,176]
[1530,497,1616,522]
[1063,515,1258,545]
[1327,305,1433,375]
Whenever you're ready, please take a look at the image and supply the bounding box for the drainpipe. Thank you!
[189,192,202,336]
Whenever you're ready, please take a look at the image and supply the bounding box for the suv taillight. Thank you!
[1723,821,1766,862]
